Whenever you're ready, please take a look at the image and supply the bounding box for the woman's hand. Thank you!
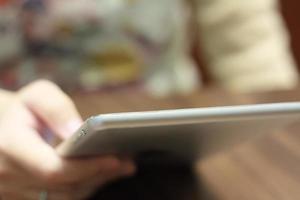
[0,89,14,117]
[0,80,135,200]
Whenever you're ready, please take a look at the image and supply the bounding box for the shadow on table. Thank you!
[90,153,218,200]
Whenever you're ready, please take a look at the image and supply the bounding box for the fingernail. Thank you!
[60,119,83,139]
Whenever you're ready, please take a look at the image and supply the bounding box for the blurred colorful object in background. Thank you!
[0,0,192,93]
[17,0,147,91]
[1,0,298,96]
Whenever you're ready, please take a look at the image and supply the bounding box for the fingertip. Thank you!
[58,118,83,139]
[94,156,122,171]
[120,161,136,176]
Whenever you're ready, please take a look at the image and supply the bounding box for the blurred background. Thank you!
[0,0,299,97]
[1,2,300,199]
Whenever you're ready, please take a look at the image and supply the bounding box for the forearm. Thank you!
[196,0,298,92]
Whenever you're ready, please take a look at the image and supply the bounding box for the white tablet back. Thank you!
[57,102,300,161]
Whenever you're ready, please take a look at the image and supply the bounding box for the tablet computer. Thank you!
[57,102,300,161]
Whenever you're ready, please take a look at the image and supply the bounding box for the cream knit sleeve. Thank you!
[196,0,298,92]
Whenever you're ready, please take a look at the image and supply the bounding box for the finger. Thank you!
[0,178,91,200]
[0,89,15,119]
[18,80,82,139]
[0,187,78,200]
[1,138,135,194]
[0,99,39,134]
[44,160,135,199]
[83,159,136,189]
[0,155,40,188]
[41,156,124,186]
[49,187,96,200]
[0,118,125,188]
[2,138,123,185]
[0,183,37,200]
[0,99,61,184]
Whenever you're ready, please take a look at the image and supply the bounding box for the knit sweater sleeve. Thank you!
[196,0,298,92]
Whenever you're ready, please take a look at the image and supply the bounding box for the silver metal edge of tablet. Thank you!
[91,102,300,129]
[56,102,300,156]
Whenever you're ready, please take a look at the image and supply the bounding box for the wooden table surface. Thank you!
[72,88,300,200]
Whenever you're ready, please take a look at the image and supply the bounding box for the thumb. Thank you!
[18,80,82,139]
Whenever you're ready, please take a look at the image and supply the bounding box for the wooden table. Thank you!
[72,88,300,200]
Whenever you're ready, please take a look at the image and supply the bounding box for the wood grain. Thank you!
[72,88,300,200]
